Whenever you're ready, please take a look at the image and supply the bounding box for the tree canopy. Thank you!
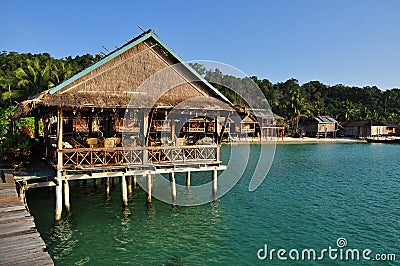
[0,53,399,137]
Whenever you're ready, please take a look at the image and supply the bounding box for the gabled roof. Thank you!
[313,116,337,123]
[241,115,256,123]
[48,30,230,103]
[16,30,232,117]
[342,120,395,127]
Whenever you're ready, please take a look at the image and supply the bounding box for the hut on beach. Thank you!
[341,120,396,138]
[298,116,338,138]
[14,30,234,220]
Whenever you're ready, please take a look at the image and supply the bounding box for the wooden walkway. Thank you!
[0,182,53,265]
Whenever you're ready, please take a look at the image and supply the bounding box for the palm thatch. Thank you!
[15,31,231,118]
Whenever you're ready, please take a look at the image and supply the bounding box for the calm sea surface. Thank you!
[26,143,400,265]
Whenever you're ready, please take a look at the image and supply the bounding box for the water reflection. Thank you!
[50,213,77,260]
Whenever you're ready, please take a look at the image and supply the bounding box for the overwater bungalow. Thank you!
[252,109,285,141]
[14,30,234,220]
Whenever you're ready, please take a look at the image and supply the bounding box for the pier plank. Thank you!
[0,183,53,265]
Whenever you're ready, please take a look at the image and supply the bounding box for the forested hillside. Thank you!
[1,52,399,137]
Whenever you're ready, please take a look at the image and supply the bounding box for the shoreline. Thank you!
[228,137,366,145]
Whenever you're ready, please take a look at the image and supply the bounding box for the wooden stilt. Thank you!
[186,171,191,189]
[55,107,63,222]
[147,174,152,204]
[105,177,110,196]
[64,180,70,212]
[121,173,128,207]
[94,178,99,188]
[212,169,218,199]
[133,175,137,189]
[127,176,132,197]
[170,172,177,204]
[55,181,62,221]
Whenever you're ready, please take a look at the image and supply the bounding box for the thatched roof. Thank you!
[16,30,231,117]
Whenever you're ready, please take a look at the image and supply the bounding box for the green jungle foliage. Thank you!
[0,52,399,138]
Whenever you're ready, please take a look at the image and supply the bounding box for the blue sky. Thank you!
[1,0,399,90]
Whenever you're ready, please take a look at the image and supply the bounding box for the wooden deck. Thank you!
[0,182,53,266]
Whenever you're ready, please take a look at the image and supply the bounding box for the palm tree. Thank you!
[52,61,74,85]
[15,58,54,97]
[286,85,312,133]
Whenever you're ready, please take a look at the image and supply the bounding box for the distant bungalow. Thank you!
[341,120,396,138]
[299,116,338,138]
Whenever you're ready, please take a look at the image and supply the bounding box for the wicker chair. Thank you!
[86,138,99,148]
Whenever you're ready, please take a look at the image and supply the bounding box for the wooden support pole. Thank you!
[133,175,137,189]
[186,171,191,189]
[171,118,176,142]
[212,169,218,199]
[121,173,128,207]
[55,107,63,222]
[105,177,110,196]
[170,172,177,204]
[43,115,49,158]
[94,178,99,188]
[127,176,132,197]
[34,116,40,139]
[55,181,63,221]
[64,180,70,212]
[147,174,152,204]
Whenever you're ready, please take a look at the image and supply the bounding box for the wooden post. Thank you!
[218,114,230,144]
[55,107,63,221]
[64,180,70,212]
[171,118,176,142]
[121,173,128,207]
[212,169,218,199]
[214,115,219,144]
[186,171,191,189]
[105,177,110,196]
[55,181,62,221]
[94,178,99,188]
[133,175,137,189]
[88,116,93,136]
[141,110,149,148]
[127,176,132,197]
[43,115,49,158]
[34,116,40,139]
[147,174,152,204]
[170,172,177,204]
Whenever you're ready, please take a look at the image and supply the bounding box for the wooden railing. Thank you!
[241,128,255,133]
[61,145,219,168]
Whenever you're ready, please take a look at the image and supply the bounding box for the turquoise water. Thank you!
[26,143,400,265]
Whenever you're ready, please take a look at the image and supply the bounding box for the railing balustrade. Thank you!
[61,145,218,168]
